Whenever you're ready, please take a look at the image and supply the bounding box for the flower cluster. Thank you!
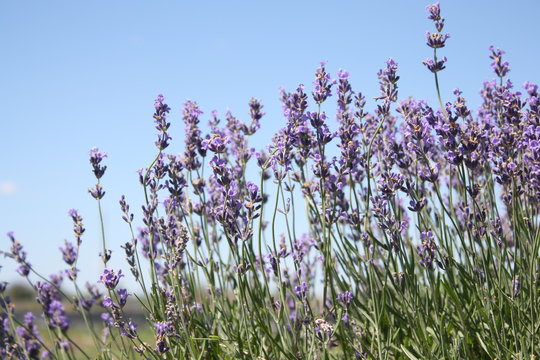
[88,147,107,199]
[35,281,70,332]
[423,2,449,73]
[98,269,124,290]
[3,232,31,277]
[153,94,172,150]
[1,3,539,359]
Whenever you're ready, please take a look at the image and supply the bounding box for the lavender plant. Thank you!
[2,3,540,359]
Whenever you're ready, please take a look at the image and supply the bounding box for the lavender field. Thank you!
[2,2,540,359]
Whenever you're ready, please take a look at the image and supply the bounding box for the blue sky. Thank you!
[1,1,539,289]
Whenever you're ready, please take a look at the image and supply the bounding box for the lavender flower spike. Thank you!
[98,269,124,290]
[89,147,107,179]
[68,209,85,246]
[417,230,437,269]
[153,94,172,150]
[489,46,510,78]
[426,2,445,32]
[312,61,335,104]
[59,240,77,266]
[4,232,31,277]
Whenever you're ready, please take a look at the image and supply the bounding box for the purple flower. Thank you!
[101,313,113,327]
[201,134,229,153]
[182,99,204,170]
[419,163,440,183]
[426,2,441,21]
[119,195,134,224]
[77,296,95,312]
[49,273,63,287]
[154,321,173,354]
[245,98,264,135]
[336,68,352,110]
[377,172,404,199]
[155,321,172,336]
[68,209,85,245]
[117,288,130,307]
[426,2,445,31]
[524,81,538,96]
[375,58,399,116]
[16,264,30,277]
[312,61,335,104]
[294,281,308,300]
[4,232,31,277]
[423,57,447,73]
[121,321,138,339]
[165,155,187,202]
[153,94,172,150]
[246,182,262,203]
[280,84,308,122]
[59,240,77,266]
[35,294,70,333]
[370,195,389,219]
[88,147,107,179]
[88,183,106,200]
[425,31,450,49]
[102,297,114,307]
[99,249,112,264]
[338,291,353,309]
[489,46,510,78]
[417,231,438,269]
[98,269,124,290]
[408,197,426,212]
[15,312,42,358]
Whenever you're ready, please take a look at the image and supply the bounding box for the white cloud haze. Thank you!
[0,181,17,196]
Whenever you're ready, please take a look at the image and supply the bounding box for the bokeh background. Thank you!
[1,0,539,289]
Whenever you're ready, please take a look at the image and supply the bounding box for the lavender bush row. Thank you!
[2,3,540,359]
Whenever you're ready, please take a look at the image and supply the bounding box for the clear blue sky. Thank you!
[1,1,539,289]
